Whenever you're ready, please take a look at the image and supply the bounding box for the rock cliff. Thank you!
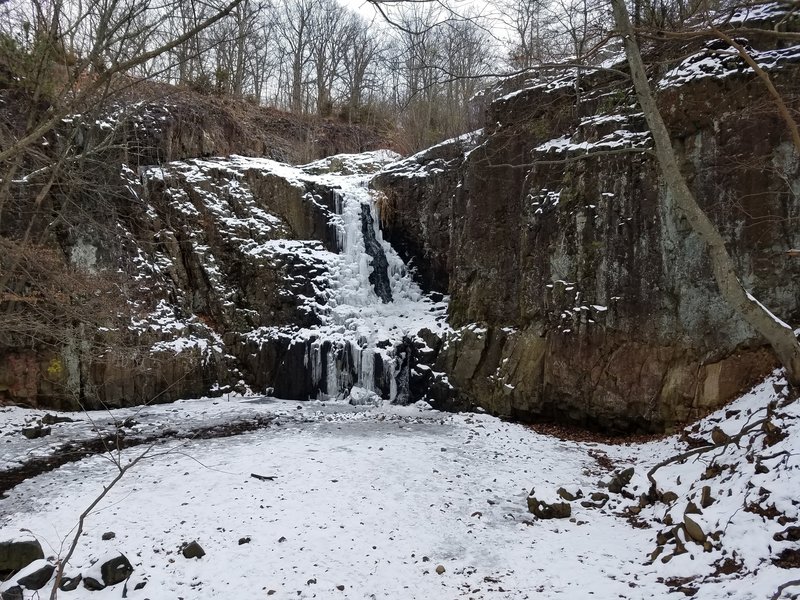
[374,41,800,431]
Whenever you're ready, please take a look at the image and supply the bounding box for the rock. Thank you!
[182,541,205,559]
[100,554,133,586]
[661,491,679,504]
[700,486,714,509]
[580,491,609,509]
[435,565,446,575]
[684,514,707,543]
[21,426,51,439]
[556,486,584,501]
[238,537,251,545]
[336,585,345,591]
[649,546,664,562]
[101,531,116,541]
[16,560,55,590]
[134,581,147,590]
[59,574,82,592]
[0,539,44,573]
[685,501,701,515]
[711,426,730,445]
[608,468,635,494]
[83,576,105,591]
[41,413,74,425]
[527,493,572,519]
[0,586,23,600]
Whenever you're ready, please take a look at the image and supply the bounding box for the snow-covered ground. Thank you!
[2,372,800,599]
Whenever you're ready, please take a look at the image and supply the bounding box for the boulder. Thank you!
[16,560,55,590]
[59,574,82,592]
[83,576,105,591]
[580,492,609,509]
[0,586,23,600]
[684,514,707,543]
[21,426,51,439]
[608,468,635,494]
[100,554,133,586]
[0,539,44,573]
[527,492,572,519]
[182,541,205,559]
[557,486,584,501]
[101,532,116,541]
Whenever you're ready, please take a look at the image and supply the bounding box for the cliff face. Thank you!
[375,53,800,431]
[3,40,800,432]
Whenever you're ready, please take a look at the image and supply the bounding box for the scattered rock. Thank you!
[700,486,714,509]
[608,468,634,494]
[100,554,133,586]
[21,426,51,439]
[684,514,707,543]
[83,576,105,591]
[774,527,800,542]
[134,580,147,590]
[527,492,572,519]
[59,574,82,592]
[435,565,446,575]
[182,541,205,559]
[580,492,609,509]
[238,537,251,545]
[0,586,23,600]
[710,426,730,445]
[661,491,679,504]
[42,414,74,425]
[649,546,664,562]
[17,560,55,590]
[0,539,44,573]
[101,531,116,541]
[557,486,584,501]
[685,501,702,515]
[336,585,345,591]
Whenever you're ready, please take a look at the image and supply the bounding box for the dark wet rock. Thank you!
[238,537,251,545]
[17,561,55,590]
[100,554,133,586]
[360,204,392,303]
[101,531,116,541]
[182,541,205,559]
[83,576,105,591]
[59,574,82,592]
[0,539,44,573]
[0,586,23,600]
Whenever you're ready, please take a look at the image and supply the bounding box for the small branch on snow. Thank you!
[771,579,800,600]
[251,473,276,482]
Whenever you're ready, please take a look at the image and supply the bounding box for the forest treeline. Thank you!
[0,0,738,152]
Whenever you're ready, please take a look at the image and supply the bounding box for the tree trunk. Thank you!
[610,0,800,386]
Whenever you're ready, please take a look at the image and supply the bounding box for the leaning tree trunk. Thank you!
[610,0,800,387]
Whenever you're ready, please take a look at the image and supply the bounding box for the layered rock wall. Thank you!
[375,59,800,431]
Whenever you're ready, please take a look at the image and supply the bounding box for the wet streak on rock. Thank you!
[360,204,393,303]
